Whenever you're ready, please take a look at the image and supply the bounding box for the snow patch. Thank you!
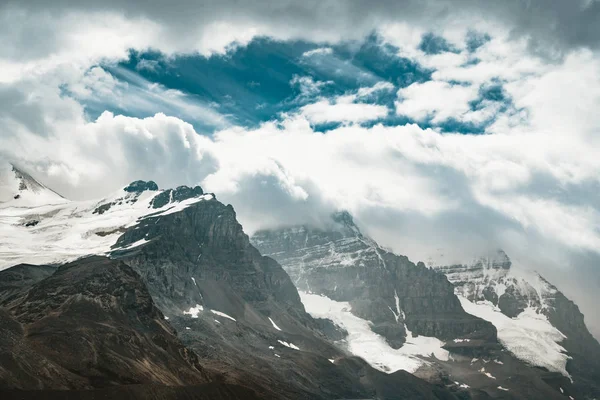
[113,238,150,250]
[278,340,300,350]
[211,310,236,321]
[497,386,509,391]
[269,317,282,331]
[191,277,197,286]
[149,195,212,217]
[479,367,496,379]
[183,304,204,318]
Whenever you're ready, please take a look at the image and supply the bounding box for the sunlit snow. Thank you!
[183,304,204,318]
[479,367,496,379]
[0,186,211,269]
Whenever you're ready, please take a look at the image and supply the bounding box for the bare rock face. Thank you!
[252,211,497,349]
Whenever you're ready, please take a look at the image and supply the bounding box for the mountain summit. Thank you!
[0,163,65,206]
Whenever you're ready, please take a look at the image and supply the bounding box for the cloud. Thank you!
[68,66,228,130]
[0,69,218,198]
[289,75,332,99]
[2,0,599,85]
[395,81,478,123]
[356,81,395,98]
[135,58,160,73]
[300,95,389,124]
[302,47,334,57]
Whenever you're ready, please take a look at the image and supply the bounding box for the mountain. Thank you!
[252,212,596,399]
[0,164,66,207]
[432,250,600,398]
[0,168,459,399]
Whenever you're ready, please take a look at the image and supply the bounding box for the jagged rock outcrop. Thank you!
[252,211,497,349]
[124,180,159,193]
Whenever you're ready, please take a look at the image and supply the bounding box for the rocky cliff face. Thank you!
[252,211,496,348]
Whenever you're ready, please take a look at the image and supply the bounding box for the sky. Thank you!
[0,1,599,337]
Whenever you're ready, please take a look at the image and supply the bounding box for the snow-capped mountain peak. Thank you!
[0,163,66,207]
[432,249,600,386]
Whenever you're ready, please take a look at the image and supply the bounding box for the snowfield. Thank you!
[0,185,211,270]
[300,291,448,373]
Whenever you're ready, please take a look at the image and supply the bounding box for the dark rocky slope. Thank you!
[0,263,55,304]
[0,181,460,400]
